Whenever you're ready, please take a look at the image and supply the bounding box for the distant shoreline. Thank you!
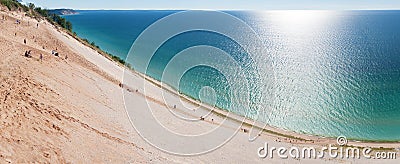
[49,9,79,15]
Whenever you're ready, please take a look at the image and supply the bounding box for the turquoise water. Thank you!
[65,10,400,141]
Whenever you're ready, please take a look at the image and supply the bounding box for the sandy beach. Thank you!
[1,8,399,163]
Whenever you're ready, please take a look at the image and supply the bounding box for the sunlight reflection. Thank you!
[267,10,336,34]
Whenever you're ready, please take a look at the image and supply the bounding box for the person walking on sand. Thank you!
[24,39,26,44]
[39,54,43,62]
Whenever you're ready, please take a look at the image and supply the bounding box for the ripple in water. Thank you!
[66,10,400,141]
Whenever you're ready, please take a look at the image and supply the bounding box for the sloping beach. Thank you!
[1,8,399,163]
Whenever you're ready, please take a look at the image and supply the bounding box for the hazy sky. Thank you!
[24,0,400,10]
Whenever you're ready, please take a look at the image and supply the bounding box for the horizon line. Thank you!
[51,8,400,11]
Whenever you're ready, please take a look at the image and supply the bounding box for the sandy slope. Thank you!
[0,10,162,163]
[0,9,399,163]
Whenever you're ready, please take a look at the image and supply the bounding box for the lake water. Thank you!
[64,10,400,141]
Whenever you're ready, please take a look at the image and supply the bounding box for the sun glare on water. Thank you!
[266,10,337,34]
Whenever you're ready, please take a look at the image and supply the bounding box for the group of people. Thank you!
[24,44,67,62]
[13,15,69,63]
[24,50,32,58]
[51,50,59,56]
[52,49,68,59]
[24,50,42,62]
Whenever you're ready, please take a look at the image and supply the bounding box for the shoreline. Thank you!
[138,71,400,144]
[1,7,399,162]
[55,12,400,147]
[128,68,400,146]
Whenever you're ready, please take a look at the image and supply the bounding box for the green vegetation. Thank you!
[47,13,73,31]
[1,1,129,68]
[28,2,34,10]
[110,54,126,65]
[0,0,73,32]
[79,38,129,68]
[0,0,20,11]
[34,7,48,17]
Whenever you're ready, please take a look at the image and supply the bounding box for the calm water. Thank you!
[65,10,400,141]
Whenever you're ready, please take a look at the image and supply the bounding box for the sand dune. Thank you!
[0,10,161,163]
[0,9,399,163]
